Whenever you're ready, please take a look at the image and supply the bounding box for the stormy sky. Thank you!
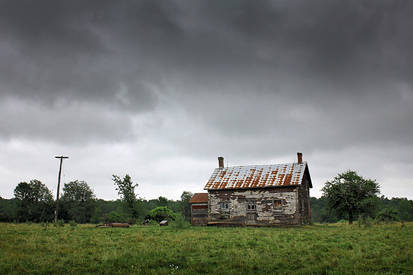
[1,0,412,200]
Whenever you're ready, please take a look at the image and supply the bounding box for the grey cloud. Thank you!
[0,0,159,112]
[0,0,412,186]
[156,81,413,164]
[2,0,412,101]
[0,0,106,53]
[0,98,140,144]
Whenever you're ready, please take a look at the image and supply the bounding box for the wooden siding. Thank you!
[191,203,208,225]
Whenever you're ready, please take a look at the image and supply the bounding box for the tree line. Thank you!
[0,174,193,224]
[314,170,413,223]
[310,196,413,223]
[0,171,412,224]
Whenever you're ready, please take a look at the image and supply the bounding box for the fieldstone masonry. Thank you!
[208,186,307,225]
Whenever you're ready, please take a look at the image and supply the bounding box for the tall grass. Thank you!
[0,222,412,274]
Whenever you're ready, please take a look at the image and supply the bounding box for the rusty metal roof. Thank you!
[204,162,310,190]
[189,193,208,203]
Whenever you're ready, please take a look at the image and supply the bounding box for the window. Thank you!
[220,202,229,209]
[274,199,282,210]
[247,202,256,211]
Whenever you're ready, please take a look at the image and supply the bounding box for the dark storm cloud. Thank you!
[0,0,413,200]
[2,0,412,93]
[0,0,158,112]
[0,0,412,147]
[190,0,413,96]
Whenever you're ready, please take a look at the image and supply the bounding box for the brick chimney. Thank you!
[218,157,224,168]
[297,152,303,164]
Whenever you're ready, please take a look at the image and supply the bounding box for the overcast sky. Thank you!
[1,0,412,201]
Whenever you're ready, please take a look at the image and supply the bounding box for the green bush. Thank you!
[149,206,176,223]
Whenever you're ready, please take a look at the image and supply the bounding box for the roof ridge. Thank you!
[219,161,307,169]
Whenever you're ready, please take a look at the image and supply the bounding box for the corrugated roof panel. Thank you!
[189,193,208,203]
[204,162,307,190]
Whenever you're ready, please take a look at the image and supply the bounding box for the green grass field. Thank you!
[0,222,412,274]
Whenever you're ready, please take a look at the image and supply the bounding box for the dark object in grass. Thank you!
[96,223,130,228]
[159,220,168,226]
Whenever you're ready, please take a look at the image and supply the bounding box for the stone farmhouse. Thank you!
[190,153,312,226]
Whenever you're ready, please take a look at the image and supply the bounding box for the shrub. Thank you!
[149,206,176,223]
[69,220,77,227]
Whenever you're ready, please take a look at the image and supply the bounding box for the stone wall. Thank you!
[208,186,303,225]
[297,169,311,224]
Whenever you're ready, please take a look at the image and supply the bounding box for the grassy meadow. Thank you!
[0,222,412,274]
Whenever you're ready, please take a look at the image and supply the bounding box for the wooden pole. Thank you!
[54,156,68,223]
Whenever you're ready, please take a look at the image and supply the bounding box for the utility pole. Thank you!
[54,155,68,224]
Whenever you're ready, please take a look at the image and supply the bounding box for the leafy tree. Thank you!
[393,198,413,221]
[90,199,124,224]
[14,180,54,222]
[61,180,96,223]
[322,170,380,224]
[0,198,17,222]
[149,206,176,222]
[104,210,127,223]
[180,191,193,221]
[158,196,168,207]
[376,207,400,222]
[112,174,138,218]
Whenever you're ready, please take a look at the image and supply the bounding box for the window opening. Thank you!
[274,199,282,210]
[247,202,256,211]
[220,202,229,209]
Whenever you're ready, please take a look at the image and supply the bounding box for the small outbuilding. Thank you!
[189,193,208,225]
